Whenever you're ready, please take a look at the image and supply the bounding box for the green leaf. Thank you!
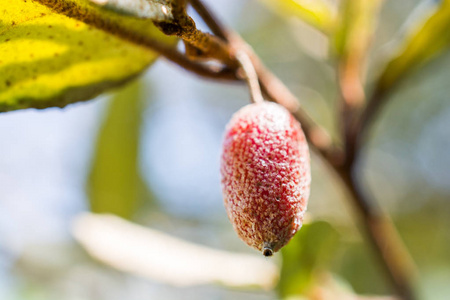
[88,80,147,219]
[333,0,383,106]
[89,0,174,21]
[375,0,450,93]
[334,0,383,57]
[258,0,336,33]
[337,244,388,295]
[0,0,175,112]
[278,221,340,298]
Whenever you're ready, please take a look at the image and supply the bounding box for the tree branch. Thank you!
[188,0,227,40]
[188,0,338,165]
[335,1,418,298]
[346,88,387,167]
[188,1,418,299]
[336,165,418,300]
[32,0,238,81]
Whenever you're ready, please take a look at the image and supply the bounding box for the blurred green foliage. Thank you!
[333,0,382,57]
[376,0,450,93]
[278,221,340,297]
[88,80,151,219]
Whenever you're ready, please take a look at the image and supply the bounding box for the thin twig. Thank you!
[234,50,264,104]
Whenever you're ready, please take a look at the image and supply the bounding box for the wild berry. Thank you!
[220,102,311,256]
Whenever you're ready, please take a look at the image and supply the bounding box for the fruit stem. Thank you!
[234,50,265,104]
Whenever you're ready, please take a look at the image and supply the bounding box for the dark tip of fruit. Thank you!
[263,247,273,257]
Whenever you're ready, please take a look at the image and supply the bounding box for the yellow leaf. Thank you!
[0,0,175,112]
[88,80,148,219]
[258,0,336,33]
[375,0,450,93]
[333,0,384,106]
[333,0,383,57]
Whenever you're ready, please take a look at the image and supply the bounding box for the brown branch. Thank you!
[341,85,419,300]
[188,0,337,165]
[338,61,366,166]
[189,1,417,299]
[335,4,418,300]
[154,19,235,66]
[188,0,227,40]
[346,88,387,167]
[337,166,418,300]
[32,0,238,81]
[337,0,384,167]
[154,0,236,66]
[257,55,338,164]
[35,0,331,157]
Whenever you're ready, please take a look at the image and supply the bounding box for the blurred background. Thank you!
[1,0,449,299]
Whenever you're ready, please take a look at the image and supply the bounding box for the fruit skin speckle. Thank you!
[220,102,311,255]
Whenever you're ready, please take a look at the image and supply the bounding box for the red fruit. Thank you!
[220,102,311,256]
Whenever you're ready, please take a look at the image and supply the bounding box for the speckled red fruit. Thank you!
[220,102,310,256]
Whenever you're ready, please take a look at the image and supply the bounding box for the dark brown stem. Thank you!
[346,88,387,167]
[154,0,236,66]
[161,48,237,80]
[337,61,366,166]
[188,0,227,40]
[154,19,235,66]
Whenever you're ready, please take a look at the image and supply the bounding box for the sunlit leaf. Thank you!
[333,0,383,57]
[0,0,175,112]
[333,0,383,106]
[89,0,174,21]
[375,0,450,93]
[88,80,148,219]
[258,0,336,33]
[278,221,340,298]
